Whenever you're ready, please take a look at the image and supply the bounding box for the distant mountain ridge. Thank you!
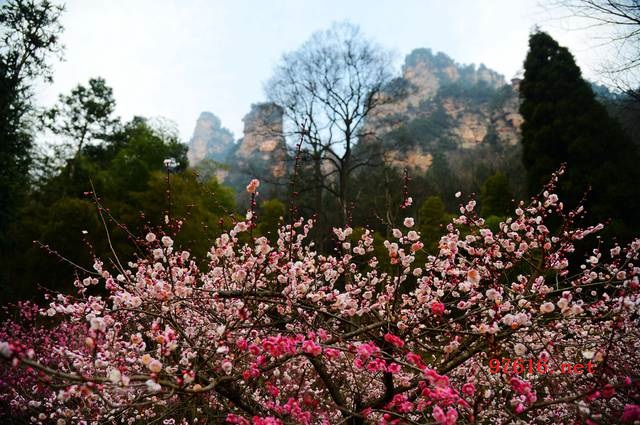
[187,47,524,193]
[360,48,522,173]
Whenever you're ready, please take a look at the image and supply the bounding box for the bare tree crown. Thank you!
[265,22,394,222]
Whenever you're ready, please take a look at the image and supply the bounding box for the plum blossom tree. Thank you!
[1,168,640,424]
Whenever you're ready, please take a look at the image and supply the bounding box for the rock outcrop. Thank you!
[361,49,522,173]
[187,112,234,166]
[187,104,289,197]
[227,103,288,186]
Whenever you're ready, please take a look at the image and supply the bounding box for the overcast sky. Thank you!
[36,0,609,142]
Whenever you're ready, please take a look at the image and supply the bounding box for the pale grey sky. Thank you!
[36,0,609,142]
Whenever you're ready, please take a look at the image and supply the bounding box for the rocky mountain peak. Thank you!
[361,48,521,177]
[186,104,289,197]
[400,49,507,101]
[233,103,287,180]
[187,111,234,166]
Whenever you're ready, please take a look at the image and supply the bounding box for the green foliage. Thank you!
[389,106,455,151]
[418,196,452,253]
[5,197,103,300]
[43,77,119,160]
[520,31,640,239]
[437,80,496,104]
[422,152,461,210]
[192,158,230,183]
[1,117,234,302]
[490,85,516,111]
[484,215,503,233]
[132,171,235,256]
[256,199,285,242]
[480,172,514,217]
[0,0,63,238]
[102,117,187,190]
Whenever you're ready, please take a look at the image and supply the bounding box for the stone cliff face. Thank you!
[228,103,288,183]
[187,104,288,196]
[361,49,522,173]
[187,112,234,166]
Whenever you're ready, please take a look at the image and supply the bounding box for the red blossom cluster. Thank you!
[1,169,640,424]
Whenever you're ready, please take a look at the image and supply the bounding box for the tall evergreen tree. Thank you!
[0,0,63,237]
[520,31,640,238]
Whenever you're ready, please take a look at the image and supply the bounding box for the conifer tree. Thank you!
[0,0,63,236]
[520,31,640,238]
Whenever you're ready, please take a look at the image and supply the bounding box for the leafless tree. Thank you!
[265,22,394,223]
[549,0,640,98]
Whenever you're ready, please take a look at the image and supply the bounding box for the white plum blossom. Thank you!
[161,236,173,248]
[486,288,501,302]
[514,343,527,356]
[146,379,161,393]
[148,359,163,373]
[0,342,12,358]
[108,368,121,384]
[540,302,555,314]
[89,317,106,332]
[407,231,420,241]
